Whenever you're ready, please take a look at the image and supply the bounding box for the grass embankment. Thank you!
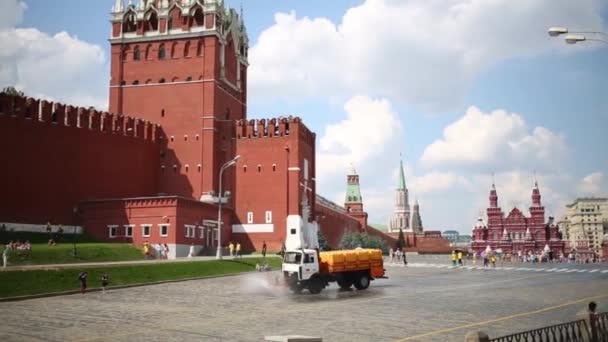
[1,232,143,265]
[0,257,282,299]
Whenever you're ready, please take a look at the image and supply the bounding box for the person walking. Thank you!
[457,251,463,266]
[483,253,489,268]
[163,243,170,259]
[261,241,267,258]
[101,273,110,294]
[490,254,496,268]
[2,246,9,268]
[451,251,457,266]
[228,242,234,257]
[188,243,195,258]
[236,242,241,258]
[143,241,150,260]
[402,249,407,265]
[389,248,394,264]
[78,271,88,294]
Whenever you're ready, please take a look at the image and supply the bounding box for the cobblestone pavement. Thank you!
[0,262,607,342]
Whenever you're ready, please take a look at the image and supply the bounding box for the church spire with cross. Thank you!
[388,155,411,233]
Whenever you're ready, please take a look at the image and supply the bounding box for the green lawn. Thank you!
[0,257,282,298]
[5,243,143,266]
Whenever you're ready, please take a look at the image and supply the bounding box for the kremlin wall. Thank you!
[1,0,452,257]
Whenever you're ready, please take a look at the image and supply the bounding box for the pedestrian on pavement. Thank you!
[483,253,489,268]
[389,248,394,264]
[451,251,457,266]
[2,246,9,268]
[262,241,267,258]
[101,272,110,294]
[143,241,150,260]
[188,243,195,258]
[46,222,52,235]
[402,249,407,265]
[236,242,241,258]
[457,251,463,266]
[163,243,170,259]
[228,242,234,257]
[156,243,163,259]
[78,271,88,294]
[490,254,496,268]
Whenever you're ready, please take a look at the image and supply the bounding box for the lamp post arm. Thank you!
[586,37,608,45]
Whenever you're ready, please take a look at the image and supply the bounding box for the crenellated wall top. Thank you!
[0,94,161,142]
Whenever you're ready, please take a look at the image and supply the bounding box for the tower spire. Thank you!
[397,156,406,190]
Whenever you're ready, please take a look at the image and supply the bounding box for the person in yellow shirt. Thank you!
[143,241,150,260]
[236,242,241,258]
[451,251,457,266]
[457,251,463,266]
[228,242,234,257]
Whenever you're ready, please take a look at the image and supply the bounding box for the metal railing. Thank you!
[591,312,608,342]
[490,319,589,342]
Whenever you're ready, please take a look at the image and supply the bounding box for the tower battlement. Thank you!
[235,117,315,142]
[0,94,160,142]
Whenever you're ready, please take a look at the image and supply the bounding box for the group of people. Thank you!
[228,242,242,257]
[143,241,170,259]
[46,222,63,246]
[387,247,408,265]
[77,271,110,294]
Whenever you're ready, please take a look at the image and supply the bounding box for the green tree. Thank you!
[1,86,24,97]
[317,229,330,251]
[339,232,388,254]
[396,228,406,250]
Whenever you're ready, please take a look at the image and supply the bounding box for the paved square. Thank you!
[1,261,607,342]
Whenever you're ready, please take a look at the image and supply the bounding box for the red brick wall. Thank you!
[233,118,316,253]
[0,95,159,226]
[315,203,362,249]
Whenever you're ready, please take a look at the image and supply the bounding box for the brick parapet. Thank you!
[0,94,160,142]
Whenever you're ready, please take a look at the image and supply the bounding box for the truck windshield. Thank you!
[284,252,302,264]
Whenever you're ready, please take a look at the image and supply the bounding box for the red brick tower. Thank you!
[232,117,316,251]
[109,0,248,200]
[344,165,368,229]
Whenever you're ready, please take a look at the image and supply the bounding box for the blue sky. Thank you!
[3,0,608,233]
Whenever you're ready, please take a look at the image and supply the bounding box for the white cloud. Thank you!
[409,172,471,194]
[577,172,606,196]
[420,106,568,171]
[249,0,605,111]
[316,95,402,181]
[0,0,26,29]
[0,5,108,109]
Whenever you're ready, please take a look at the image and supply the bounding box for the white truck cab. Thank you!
[282,249,320,292]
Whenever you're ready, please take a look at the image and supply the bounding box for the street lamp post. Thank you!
[547,27,608,45]
[216,155,240,260]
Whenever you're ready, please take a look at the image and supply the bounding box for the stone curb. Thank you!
[0,269,272,302]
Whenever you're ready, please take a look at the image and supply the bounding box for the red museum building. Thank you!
[471,181,564,256]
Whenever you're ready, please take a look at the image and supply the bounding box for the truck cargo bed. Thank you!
[319,249,384,278]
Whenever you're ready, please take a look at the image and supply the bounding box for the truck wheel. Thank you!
[354,274,370,290]
[308,278,323,294]
[337,279,353,289]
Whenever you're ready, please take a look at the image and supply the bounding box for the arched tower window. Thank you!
[123,12,136,33]
[193,8,204,27]
[170,42,177,58]
[145,44,152,60]
[122,46,129,61]
[158,44,166,59]
[197,39,203,56]
[145,11,158,32]
[184,41,191,57]
[133,46,140,61]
